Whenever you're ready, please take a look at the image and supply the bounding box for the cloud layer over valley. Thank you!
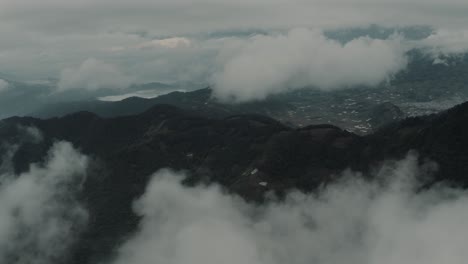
[0,0,467,109]
[0,25,467,109]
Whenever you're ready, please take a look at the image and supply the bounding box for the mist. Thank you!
[58,58,135,91]
[111,154,468,264]
[0,140,89,264]
[0,79,8,93]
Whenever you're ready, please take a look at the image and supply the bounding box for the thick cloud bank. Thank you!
[58,58,134,91]
[212,28,408,102]
[0,141,89,264]
[112,154,468,264]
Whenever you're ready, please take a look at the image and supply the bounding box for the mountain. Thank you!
[0,80,180,119]
[31,88,297,128]
[325,24,434,43]
[2,100,468,263]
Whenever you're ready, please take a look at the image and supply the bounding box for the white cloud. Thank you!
[111,154,468,264]
[0,79,9,92]
[0,141,88,264]
[58,58,135,91]
[417,29,468,56]
[135,37,191,49]
[211,28,408,102]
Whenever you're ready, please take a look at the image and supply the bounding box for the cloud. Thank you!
[0,79,9,92]
[111,153,468,264]
[58,58,135,91]
[0,0,466,102]
[108,37,192,52]
[0,0,467,79]
[211,28,408,102]
[0,141,89,264]
[16,125,44,144]
[417,29,468,56]
[135,37,191,49]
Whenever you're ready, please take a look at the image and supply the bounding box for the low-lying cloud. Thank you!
[0,79,9,93]
[58,58,135,91]
[417,29,468,59]
[112,154,468,264]
[211,28,408,102]
[0,141,89,264]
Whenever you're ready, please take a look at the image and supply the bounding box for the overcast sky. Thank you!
[0,0,467,101]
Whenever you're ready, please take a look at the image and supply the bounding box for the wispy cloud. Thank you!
[0,79,9,93]
[58,58,135,91]
[135,37,191,50]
